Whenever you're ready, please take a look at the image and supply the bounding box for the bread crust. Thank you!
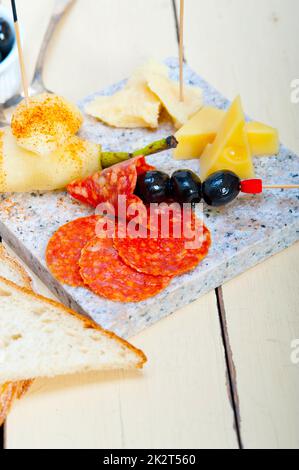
[0,247,34,427]
[0,275,147,372]
[0,245,32,290]
[0,259,146,425]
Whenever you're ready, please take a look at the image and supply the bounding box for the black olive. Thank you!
[136,171,170,204]
[170,170,202,204]
[0,18,14,62]
[202,171,241,207]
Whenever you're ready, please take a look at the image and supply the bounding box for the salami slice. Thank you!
[46,216,100,287]
[123,195,147,223]
[114,209,211,277]
[135,156,156,176]
[67,157,143,208]
[79,237,172,303]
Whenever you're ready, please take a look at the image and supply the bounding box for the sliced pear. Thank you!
[11,94,83,156]
[0,128,100,193]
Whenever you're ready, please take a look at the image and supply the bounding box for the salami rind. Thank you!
[114,210,211,277]
[67,157,142,208]
[79,237,172,303]
[46,216,99,287]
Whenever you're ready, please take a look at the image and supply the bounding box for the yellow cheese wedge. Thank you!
[0,128,100,192]
[201,143,212,159]
[85,83,161,129]
[147,74,203,129]
[174,108,279,160]
[245,121,279,156]
[174,107,225,159]
[200,97,255,181]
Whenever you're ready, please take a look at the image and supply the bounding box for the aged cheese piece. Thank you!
[11,94,83,156]
[0,128,100,192]
[174,107,225,159]
[85,82,161,129]
[147,74,203,129]
[245,121,279,156]
[200,97,255,181]
[128,59,169,85]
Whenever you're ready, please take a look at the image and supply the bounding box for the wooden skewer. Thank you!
[11,0,29,106]
[263,184,299,190]
[179,0,185,102]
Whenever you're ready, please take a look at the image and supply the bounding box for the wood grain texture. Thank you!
[4,0,237,449]
[182,0,299,448]
[3,0,299,450]
[182,0,299,153]
[222,243,299,449]
[6,292,237,449]
[3,0,178,101]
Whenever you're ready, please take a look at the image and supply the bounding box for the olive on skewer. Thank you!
[136,169,203,206]
[136,168,299,207]
[202,171,240,207]
[0,18,15,62]
[170,170,202,204]
[136,171,170,204]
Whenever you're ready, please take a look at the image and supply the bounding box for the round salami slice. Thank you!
[114,210,211,277]
[79,237,172,303]
[67,157,142,209]
[46,216,100,287]
[124,195,147,223]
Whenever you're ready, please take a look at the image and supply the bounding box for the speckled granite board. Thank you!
[0,58,298,339]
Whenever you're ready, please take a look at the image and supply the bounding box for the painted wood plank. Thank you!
[182,0,299,153]
[181,0,299,448]
[6,292,237,449]
[2,0,179,101]
[221,244,299,449]
[4,0,237,449]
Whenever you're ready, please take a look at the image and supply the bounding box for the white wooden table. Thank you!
[2,0,299,449]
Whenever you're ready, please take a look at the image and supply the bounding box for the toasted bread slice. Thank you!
[0,246,33,426]
[0,277,146,384]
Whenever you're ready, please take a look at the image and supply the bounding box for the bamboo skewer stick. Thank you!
[263,184,299,190]
[179,0,185,102]
[11,0,29,106]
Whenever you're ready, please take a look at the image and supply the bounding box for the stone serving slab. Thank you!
[0,58,298,339]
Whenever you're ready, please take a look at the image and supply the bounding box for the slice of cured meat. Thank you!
[123,195,147,223]
[135,156,156,175]
[46,216,100,287]
[114,208,211,277]
[79,237,172,303]
[67,157,143,208]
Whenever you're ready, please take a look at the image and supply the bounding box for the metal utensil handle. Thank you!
[32,0,76,84]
